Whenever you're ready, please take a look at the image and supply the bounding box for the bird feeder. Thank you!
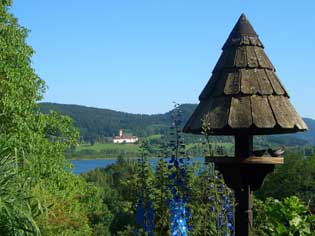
[183,14,307,236]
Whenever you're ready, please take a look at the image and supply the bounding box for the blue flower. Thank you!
[228,222,234,231]
[169,196,189,236]
[217,212,223,229]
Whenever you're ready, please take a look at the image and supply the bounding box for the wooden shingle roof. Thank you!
[184,14,307,135]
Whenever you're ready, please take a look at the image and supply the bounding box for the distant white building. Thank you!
[113,129,138,144]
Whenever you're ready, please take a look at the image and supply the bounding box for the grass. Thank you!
[69,142,141,160]
[71,135,163,160]
[68,137,312,160]
[186,142,234,150]
[146,134,162,140]
[76,143,140,152]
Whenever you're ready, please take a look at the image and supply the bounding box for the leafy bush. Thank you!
[0,146,39,235]
[32,172,112,236]
[83,157,315,236]
[83,158,235,236]
[254,196,315,236]
[257,152,315,209]
[0,1,108,235]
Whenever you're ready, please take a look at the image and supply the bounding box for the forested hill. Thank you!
[40,103,197,140]
[40,102,315,145]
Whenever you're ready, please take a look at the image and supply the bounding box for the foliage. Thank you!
[134,140,155,236]
[197,112,234,236]
[69,142,232,160]
[68,141,235,160]
[187,164,234,236]
[0,146,40,236]
[82,157,236,235]
[40,103,176,142]
[256,152,315,209]
[82,158,139,235]
[254,196,315,236]
[0,1,107,235]
[166,104,192,236]
[83,158,315,236]
[32,172,112,236]
[70,143,141,159]
[153,159,172,235]
[40,103,314,146]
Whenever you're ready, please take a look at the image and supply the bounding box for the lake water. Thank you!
[70,159,117,174]
[70,157,205,174]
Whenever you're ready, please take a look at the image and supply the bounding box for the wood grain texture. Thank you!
[187,96,231,131]
[268,96,295,128]
[183,101,204,132]
[241,69,260,94]
[282,97,308,130]
[254,47,273,69]
[249,36,263,47]
[206,96,231,129]
[235,47,248,67]
[265,70,285,95]
[206,156,284,165]
[213,49,236,72]
[256,69,273,94]
[212,72,229,96]
[229,96,252,128]
[251,96,276,128]
[184,15,306,136]
[246,46,259,68]
[241,35,250,45]
[224,72,241,95]
[199,73,219,100]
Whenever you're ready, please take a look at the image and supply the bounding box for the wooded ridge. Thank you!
[40,102,314,146]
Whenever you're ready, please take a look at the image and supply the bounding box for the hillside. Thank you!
[40,102,314,146]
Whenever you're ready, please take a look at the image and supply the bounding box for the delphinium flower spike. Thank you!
[167,103,192,236]
[134,140,155,236]
[202,113,235,236]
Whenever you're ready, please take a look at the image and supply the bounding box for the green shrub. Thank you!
[0,146,39,235]
[254,196,315,236]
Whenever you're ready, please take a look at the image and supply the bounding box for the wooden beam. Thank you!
[206,156,284,165]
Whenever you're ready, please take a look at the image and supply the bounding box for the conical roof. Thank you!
[184,14,307,135]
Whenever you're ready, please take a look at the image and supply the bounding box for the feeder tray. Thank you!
[206,156,284,165]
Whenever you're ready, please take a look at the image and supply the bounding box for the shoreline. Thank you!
[68,156,205,161]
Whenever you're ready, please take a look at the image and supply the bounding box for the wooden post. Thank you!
[235,185,253,236]
[234,133,253,236]
[235,133,253,158]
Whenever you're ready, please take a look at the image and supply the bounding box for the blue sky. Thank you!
[12,1,315,117]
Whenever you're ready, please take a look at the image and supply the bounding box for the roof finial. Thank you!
[240,13,247,20]
[227,13,257,39]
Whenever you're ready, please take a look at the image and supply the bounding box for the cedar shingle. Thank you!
[254,47,274,69]
[256,69,273,95]
[183,14,307,135]
[235,47,247,67]
[224,72,241,95]
[229,96,252,128]
[251,96,276,128]
[246,46,259,68]
[212,72,228,96]
[268,96,296,128]
[241,69,260,94]
[265,70,285,95]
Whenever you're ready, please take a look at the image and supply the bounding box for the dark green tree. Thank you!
[256,152,315,209]
[0,1,107,235]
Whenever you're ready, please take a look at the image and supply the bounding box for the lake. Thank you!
[70,157,205,174]
[70,159,117,174]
